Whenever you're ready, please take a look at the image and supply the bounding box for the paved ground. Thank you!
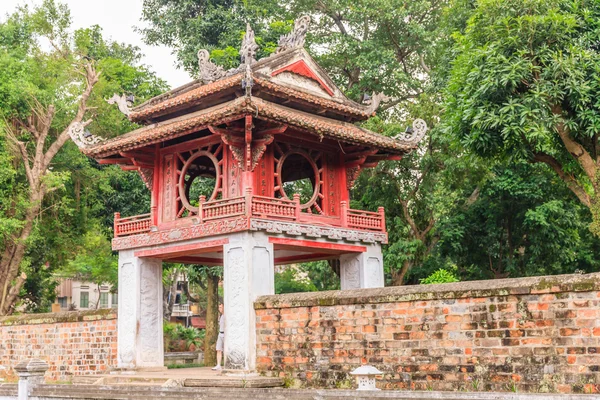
[71,366,283,388]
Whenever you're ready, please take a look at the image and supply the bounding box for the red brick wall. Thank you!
[255,273,600,394]
[0,309,117,381]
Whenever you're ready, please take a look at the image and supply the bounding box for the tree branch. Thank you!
[43,63,99,168]
[551,105,597,187]
[533,152,591,207]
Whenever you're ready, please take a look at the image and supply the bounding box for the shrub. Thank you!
[420,269,459,284]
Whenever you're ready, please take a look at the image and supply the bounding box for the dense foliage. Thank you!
[446,0,600,234]
[0,0,165,313]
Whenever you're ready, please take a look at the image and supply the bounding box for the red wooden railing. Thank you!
[251,195,298,220]
[114,196,386,237]
[341,202,386,232]
[199,196,246,222]
[114,212,152,237]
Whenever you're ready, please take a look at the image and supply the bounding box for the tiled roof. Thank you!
[129,74,243,122]
[253,76,373,119]
[128,75,372,123]
[250,98,413,152]
[85,98,248,158]
[86,97,413,158]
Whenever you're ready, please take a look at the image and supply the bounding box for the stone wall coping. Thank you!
[26,385,597,399]
[0,308,117,327]
[254,272,600,309]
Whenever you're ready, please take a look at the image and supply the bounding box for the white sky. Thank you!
[0,0,192,89]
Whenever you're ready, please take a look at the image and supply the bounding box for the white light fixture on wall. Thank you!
[350,365,382,391]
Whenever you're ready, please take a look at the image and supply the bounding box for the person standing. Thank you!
[212,303,224,370]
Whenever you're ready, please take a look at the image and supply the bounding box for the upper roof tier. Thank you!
[129,48,377,124]
[76,18,426,159]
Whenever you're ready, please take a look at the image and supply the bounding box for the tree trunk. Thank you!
[0,191,42,315]
[203,271,219,367]
[163,278,177,321]
[392,260,413,286]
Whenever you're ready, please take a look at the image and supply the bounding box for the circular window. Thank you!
[178,151,219,213]
[277,151,319,210]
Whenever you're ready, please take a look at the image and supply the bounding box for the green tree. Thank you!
[445,0,600,235]
[435,162,600,280]
[0,0,166,313]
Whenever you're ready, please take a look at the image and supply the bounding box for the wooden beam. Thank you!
[120,165,139,171]
[134,238,229,258]
[98,158,132,165]
[275,253,336,265]
[269,237,366,253]
[254,124,288,136]
[165,256,223,265]
[120,151,155,163]
[346,149,379,159]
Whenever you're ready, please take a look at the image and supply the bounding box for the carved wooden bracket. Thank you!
[138,168,153,191]
[210,121,286,171]
[346,165,362,190]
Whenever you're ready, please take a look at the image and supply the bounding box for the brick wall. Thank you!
[0,309,117,381]
[254,273,600,394]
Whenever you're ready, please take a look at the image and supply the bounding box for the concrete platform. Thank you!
[71,367,283,388]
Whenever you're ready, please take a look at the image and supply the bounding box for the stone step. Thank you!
[30,385,593,400]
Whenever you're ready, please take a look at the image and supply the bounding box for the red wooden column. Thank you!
[241,115,254,193]
[151,144,160,227]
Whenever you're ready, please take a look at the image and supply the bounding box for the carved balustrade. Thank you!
[114,212,152,237]
[200,196,246,222]
[113,196,386,237]
[342,202,386,232]
[251,195,298,220]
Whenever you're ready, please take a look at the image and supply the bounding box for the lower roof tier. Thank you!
[85,97,421,159]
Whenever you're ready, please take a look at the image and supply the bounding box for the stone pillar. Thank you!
[223,231,274,372]
[340,243,384,289]
[117,250,164,370]
[15,359,48,400]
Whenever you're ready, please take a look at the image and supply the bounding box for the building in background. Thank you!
[55,278,117,311]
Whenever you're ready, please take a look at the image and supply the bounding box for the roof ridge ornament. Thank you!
[68,121,104,149]
[107,93,132,117]
[395,119,428,145]
[276,16,311,53]
[197,49,227,83]
[240,23,259,65]
[364,92,389,114]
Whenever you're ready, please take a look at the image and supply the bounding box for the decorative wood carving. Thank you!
[211,122,283,172]
[250,219,388,244]
[174,143,223,218]
[274,142,324,213]
[138,168,153,191]
[346,165,362,190]
[112,216,249,250]
[250,134,274,171]
[163,155,174,222]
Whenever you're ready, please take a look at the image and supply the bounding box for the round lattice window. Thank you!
[177,151,220,214]
[276,150,321,211]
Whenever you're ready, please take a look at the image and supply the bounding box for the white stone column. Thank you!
[340,243,384,289]
[117,250,164,370]
[223,231,274,371]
